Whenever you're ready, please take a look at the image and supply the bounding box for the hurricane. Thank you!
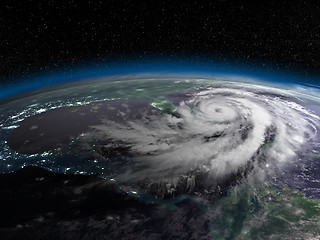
[75,81,320,198]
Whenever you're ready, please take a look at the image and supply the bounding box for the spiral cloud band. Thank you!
[89,82,320,192]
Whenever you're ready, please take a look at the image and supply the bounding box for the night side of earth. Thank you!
[0,72,320,240]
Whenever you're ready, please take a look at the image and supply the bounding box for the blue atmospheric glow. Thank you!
[0,60,319,102]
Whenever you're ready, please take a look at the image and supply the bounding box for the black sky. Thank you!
[1,1,320,83]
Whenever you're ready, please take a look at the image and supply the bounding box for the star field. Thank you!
[1,1,320,82]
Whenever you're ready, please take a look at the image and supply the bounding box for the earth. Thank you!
[0,73,320,239]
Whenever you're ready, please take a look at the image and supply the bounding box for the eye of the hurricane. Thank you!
[197,100,238,122]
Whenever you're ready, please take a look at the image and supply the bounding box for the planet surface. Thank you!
[1,72,320,239]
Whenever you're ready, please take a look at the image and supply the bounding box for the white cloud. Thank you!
[87,83,320,189]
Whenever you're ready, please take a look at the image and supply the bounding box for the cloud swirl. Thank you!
[90,83,320,196]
